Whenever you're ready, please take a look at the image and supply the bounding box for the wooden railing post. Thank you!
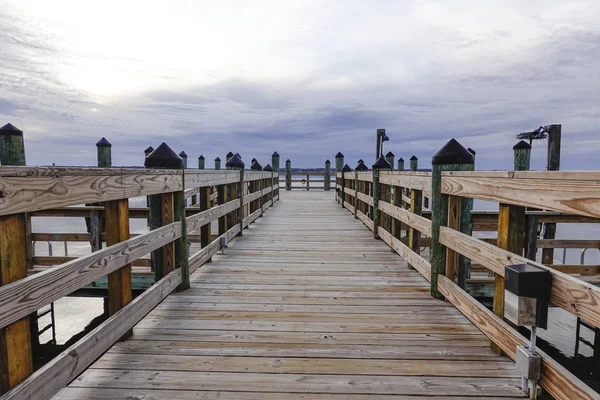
[542,124,561,264]
[458,149,475,289]
[385,152,395,234]
[264,164,274,206]
[271,151,279,199]
[355,160,368,219]
[179,151,187,168]
[251,160,262,215]
[430,139,474,299]
[145,143,183,281]
[225,152,234,228]
[372,156,391,239]
[214,156,221,170]
[324,160,331,191]
[408,156,423,269]
[285,159,292,191]
[199,157,212,263]
[514,141,536,261]
[335,152,344,202]
[394,158,404,240]
[227,154,245,234]
[0,123,33,394]
[341,164,351,208]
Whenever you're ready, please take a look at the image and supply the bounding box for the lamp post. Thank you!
[375,128,389,160]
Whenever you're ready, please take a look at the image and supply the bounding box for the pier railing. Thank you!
[0,163,278,399]
[336,165,600,400]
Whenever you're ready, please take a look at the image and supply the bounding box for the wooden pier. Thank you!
[1,129,600,399]
[56,191,525,399]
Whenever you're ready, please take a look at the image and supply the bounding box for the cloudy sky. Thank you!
[1,0,599,169]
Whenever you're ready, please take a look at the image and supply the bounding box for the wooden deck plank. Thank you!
[55,191,525,399]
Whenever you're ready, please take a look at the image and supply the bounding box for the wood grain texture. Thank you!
[0,167,182,216]
[0,222,181,330]
[186,199,240,233]
[441,174,600,218]
[377,200,432,237]
[378,227,431,281]
[439,225,600,330]
[379,171,432,197]
[1,268,182,400]
[183,169,239,187]
[53,191,524,400]
[445,195,461,284]
[438,274,597,400]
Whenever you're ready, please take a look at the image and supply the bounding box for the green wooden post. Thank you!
[226,154,245,235]
[215,157,221,170]
[324,160,331,191]
[179,151,188,168]
[251,160,262,215]
[264,164,274,205]
[457,149,475,289]
[0,123,33,392]
[174,170,189,291]
[0,123,26,165]
[355,161,368,219]
[145,143,184,281]
[393,158,404,239]
[384,151,394,234]
[372,156,391,239]
[285,159,292,191]
[397,158,404,172]
[542,124,561,264]
[430,139,474,299]
[198,155,205,170]
[272,151,280,199]
[513,141,536,261]
[341,164,352,208]
[92,138,112,252]
[96,137,112,167]
[335,152,344,201]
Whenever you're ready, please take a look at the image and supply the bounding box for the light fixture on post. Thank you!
[375,129,389,160]
[504,264,551,399]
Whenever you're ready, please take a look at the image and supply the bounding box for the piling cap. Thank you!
[286,159,291,163]
[144,146,154,156]
[399,157,404,162]
[325,159,330,164]
[263,164,273,172]
[215,156,221,161]
[0,123,23,136]
[225,153,244,169]
[467,148,476,156]
[198,155,205,160]
[355,161,369,171]
[377,128,385,134]
[251,158,257,163]
[226,151,234,159]
[372,156,391,169]
[513,141,531,150]
[96,137,112,148]
[251,160,263,170]
[145,142,184,169]
[358,159,364,164]
[432,138,474,166]
[410,155,417,161]
[386,151,395,157]
[335,152,344,158]
[272,151,279,157]
[179,151,188,158]
[341,164,352,172]
[235,153,241,159]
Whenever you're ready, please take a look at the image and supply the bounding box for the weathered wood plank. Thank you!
[183,169,238,187]
[377,200,432,236]
[186,199,240,233]
[0,222,181,330]
[1,268,182,400]
[441,174,600,219]
[0,168,183,216]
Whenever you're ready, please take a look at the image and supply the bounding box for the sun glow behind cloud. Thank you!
[0,0,599,168]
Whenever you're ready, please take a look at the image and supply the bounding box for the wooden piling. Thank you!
[272,152,280,199]
[385,152,395,234]
[408,156,423,269]
[227,154,245,234]
[513,141,536,261]
[0,123,33,394]
[372,156,391,239]
[458,149,475,289]
[341,164,352,208]
[430,139,474,299]
[285,159,292,191]
[214,157,221,170]
[335,152,344,201]
[543,124,561,264]
[178,151,187,168]
[324,160,331,191]
[198,155,205,170]
[145,143,183,281]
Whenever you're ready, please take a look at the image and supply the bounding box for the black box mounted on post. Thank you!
[504,264,552,329]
